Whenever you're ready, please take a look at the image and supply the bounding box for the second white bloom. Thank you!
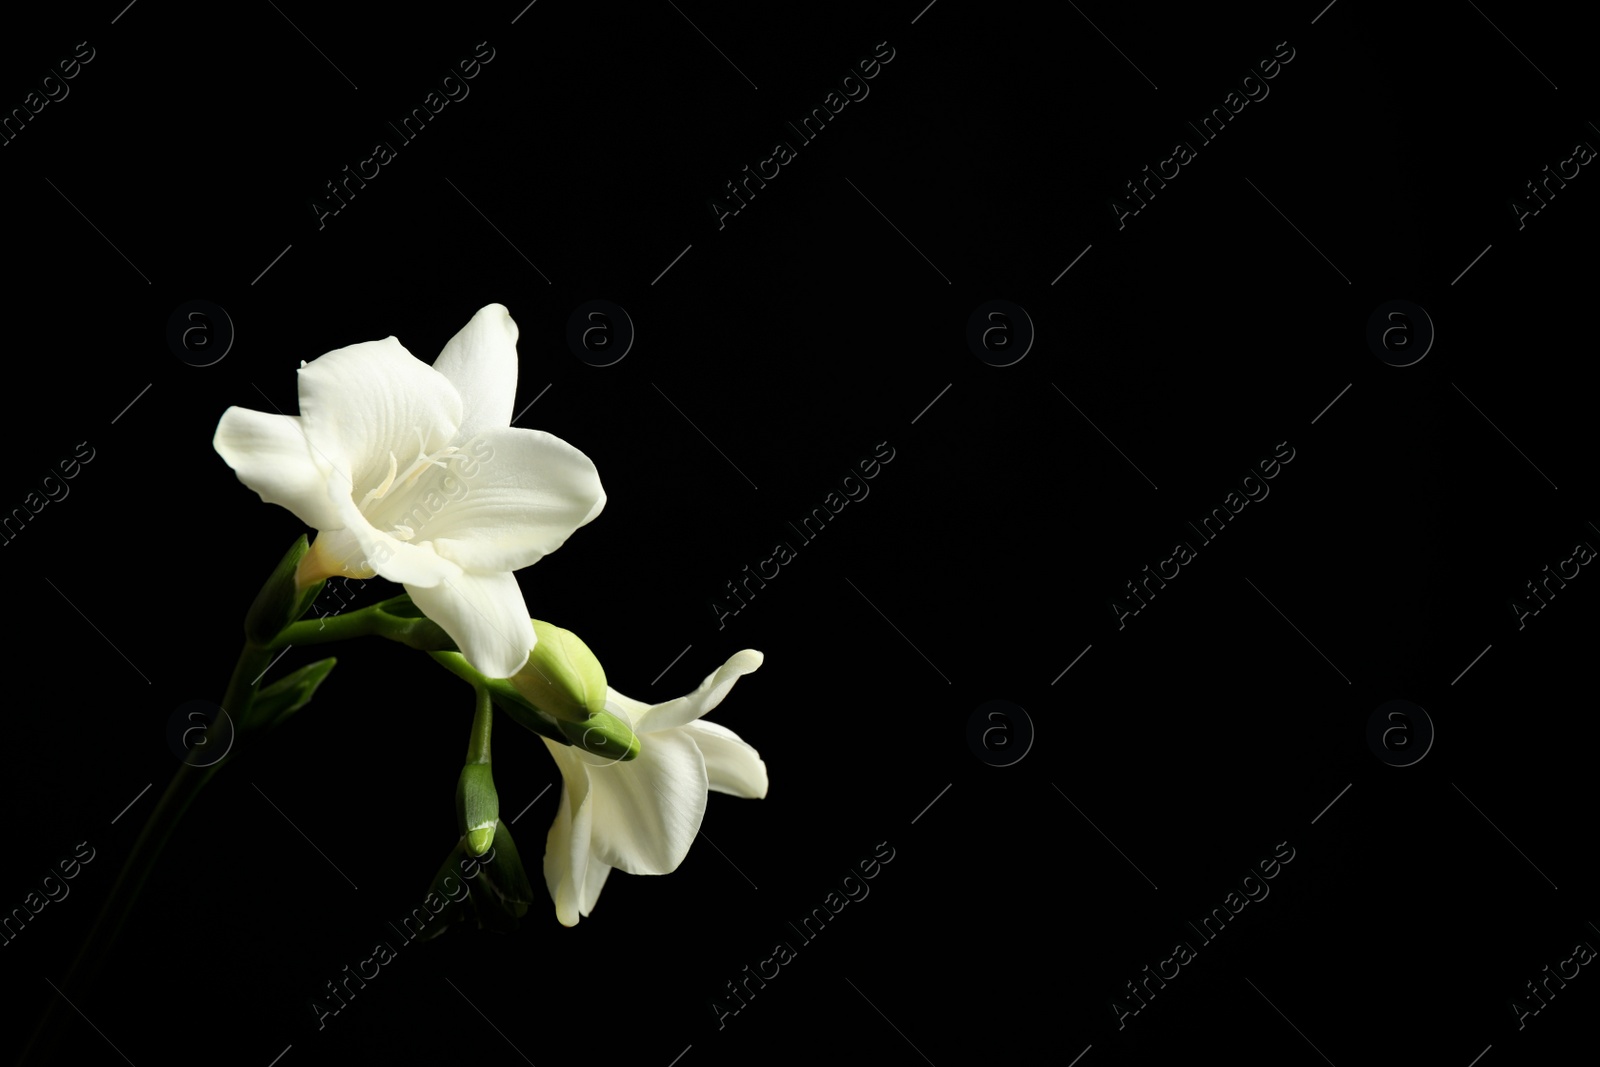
[541,650,767,926]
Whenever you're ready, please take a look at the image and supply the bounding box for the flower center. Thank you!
[357,433,464,541]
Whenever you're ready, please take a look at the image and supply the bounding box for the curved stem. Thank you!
[429,651,569,749]
[18,641,272,1066]
[272,604,387,647]
[430,648,486,687]
[272,596,454,653]
[272,599,397,648]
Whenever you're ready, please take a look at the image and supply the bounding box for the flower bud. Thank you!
[508,620,607,723]
[245,535,323,645]
[558,709,640,763]
[456,763,499,857]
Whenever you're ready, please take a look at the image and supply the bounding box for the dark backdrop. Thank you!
[2,2,1596,1065]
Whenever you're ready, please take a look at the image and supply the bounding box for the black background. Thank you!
[3,2,1596,1065]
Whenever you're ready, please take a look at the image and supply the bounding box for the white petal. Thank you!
[213,407,343,529]
[422,427,606,573]
[586,727,707,875]
[296,336,464,496]
[580,487,607,528]
[579,858,612,918]
[327,491,461,587]
[540,739,593,927]
[683,719,768,799]
[431,304,519,439]
[634,650,765,734]
[298,527,375,582]
[404,571,535,678]
[603,689,654,727]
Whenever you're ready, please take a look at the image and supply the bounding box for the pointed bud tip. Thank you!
[466,825,497,856]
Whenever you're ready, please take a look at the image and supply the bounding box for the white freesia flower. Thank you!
[213,304,604,678]
[542,650,767,926]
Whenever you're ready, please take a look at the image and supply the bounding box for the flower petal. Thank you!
[213,407,344,529]
[634,650,764,734]
[298,527,382,582]
[430,304,519,439]
[422,427,606,573]
[579,858,612,918]
[540,739,593,927]
[404,570,535,678]
[683,719,768,799]
[585,727,708,875]
[325,490,462,587]
[296,336,464,495]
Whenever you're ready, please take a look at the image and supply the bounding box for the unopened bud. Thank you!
[246,535,323,644]
[456,763,499,857]
[508,620,607,723]
[559,709,640,763]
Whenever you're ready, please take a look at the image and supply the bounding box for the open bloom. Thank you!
[213,304,604,677]
[542,650,766,926]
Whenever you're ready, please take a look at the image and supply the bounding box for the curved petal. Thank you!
[327,490,462,587]
[603,689,654,728]
[683,719,768,799]
[213,407,344,530]
[299,527,379,582]
[580,485,607,528]
[422,427,606,573]
[634,650,765,734]
[579,858,612,918]
[540,739,593,927]
[405,571,535,678]
[586,727,707,876]
[296,336,464,495]
[431,304,519,439]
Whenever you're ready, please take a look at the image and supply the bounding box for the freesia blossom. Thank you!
[213,304,604,678]
[542,650,767,926]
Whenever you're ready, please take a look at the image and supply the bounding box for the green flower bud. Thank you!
[559,709,640,763]
[508,620,607,723]
[456,763,499,857]
[245,535,323,645]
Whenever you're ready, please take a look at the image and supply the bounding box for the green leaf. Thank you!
[244,535,321,645]
[416,838,476,942]
[416,825,537,941]
[248,657,337,731]
[469,820,535,929]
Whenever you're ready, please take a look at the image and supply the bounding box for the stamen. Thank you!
[359,452,400,509]
[399,444,462,489]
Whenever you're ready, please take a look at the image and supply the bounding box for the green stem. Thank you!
[431,648,487,686]
[467,683,493,765]
[18,641,273,1066]
[457,684,499,856]
[272,595,454,653]
[429,651,568,749]
[272,604,388,646]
